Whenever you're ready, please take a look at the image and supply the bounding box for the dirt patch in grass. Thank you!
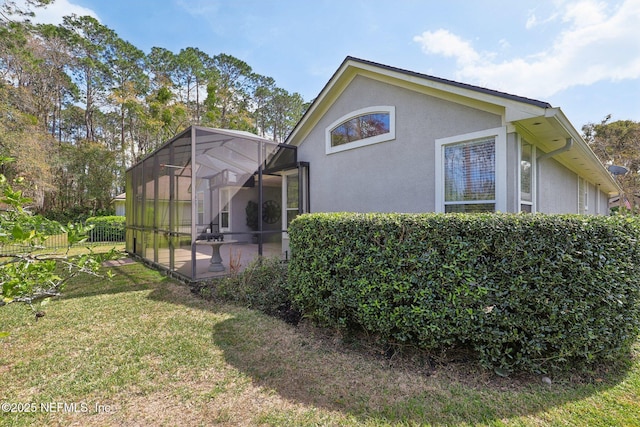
[101,257,136,267]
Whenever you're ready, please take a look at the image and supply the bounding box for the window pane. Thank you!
[444,139,495,202]
[445,203,495,213]
[286,174,299,209]
[221,189,230,211]
[286,210,297,227]
[578,178,588,214]
[331,112,390,147]
[521,142,532,202]
[197,191,204,225]
[219,189,230,230]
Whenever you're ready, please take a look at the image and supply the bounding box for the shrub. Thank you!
[288,212,640,374]
[206,257,300,324]
[85,216,125,242]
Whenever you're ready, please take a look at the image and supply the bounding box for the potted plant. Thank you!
[245,200,259,243]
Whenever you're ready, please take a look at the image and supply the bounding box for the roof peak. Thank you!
[342,56,552,109]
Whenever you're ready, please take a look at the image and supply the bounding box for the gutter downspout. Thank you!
[536,137,573,211]
[537,137,573,162]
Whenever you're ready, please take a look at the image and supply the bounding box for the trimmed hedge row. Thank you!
[287,213,640,374]
[85,216,125,242]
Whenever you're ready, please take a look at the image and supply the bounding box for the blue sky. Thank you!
[28,0,640,130]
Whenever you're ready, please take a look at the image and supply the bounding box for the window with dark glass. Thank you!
[330,112,390,147]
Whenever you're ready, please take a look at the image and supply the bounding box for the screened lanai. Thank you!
[125,126,308,281]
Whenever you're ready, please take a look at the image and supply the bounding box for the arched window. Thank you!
[325,106,395,154]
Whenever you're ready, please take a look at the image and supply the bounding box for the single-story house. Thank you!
[125,56,620,281]
[112,193,126,216]
[287,56,619,215]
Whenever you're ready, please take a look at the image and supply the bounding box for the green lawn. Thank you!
[1,258,639,426]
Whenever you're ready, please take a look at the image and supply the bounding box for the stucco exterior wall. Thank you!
[595,186,609,215]
[584,179,609,215]
[537,156,578,214]
[297,75,502,213]
[536,154,611,215]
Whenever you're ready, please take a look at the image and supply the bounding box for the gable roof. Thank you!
[343,56,553,109]
[286,56,620,196]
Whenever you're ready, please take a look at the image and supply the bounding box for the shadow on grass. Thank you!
[208,313,634,425]
[63,259,636,425]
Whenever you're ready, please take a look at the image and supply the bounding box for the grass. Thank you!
[0,256,639,426]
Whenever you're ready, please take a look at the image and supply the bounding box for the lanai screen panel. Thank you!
[193,127,282,183]
[172,133,193,234]
[191,127,284,234]
[142,155,156,261]
[126,154,145,257]
[190,127,285,280]
[152,132,193,273]
[155,144,171,232]
[127,126,295,281]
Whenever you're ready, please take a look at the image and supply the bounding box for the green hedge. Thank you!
[85,216,125,242]
[288,213,640,374]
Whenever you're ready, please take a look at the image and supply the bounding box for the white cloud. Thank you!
[562,0,609,27]
[525,13,539,29]
[413,29,480,66]
[525,7,560,29]
[15,0,100,25]
[413,0,640,99]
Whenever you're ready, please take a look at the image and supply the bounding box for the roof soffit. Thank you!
[515,110,620,194]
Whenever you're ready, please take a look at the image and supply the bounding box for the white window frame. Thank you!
[325,106,396,154]
[518,138,536,213]
[578,177,589,214]
[219,188,231,232]
[435,127,507,213]
[585,181,590,213]
[196,191,205,225]
[281,170,304,233]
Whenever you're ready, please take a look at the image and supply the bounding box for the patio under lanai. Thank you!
[125,126,309,281]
